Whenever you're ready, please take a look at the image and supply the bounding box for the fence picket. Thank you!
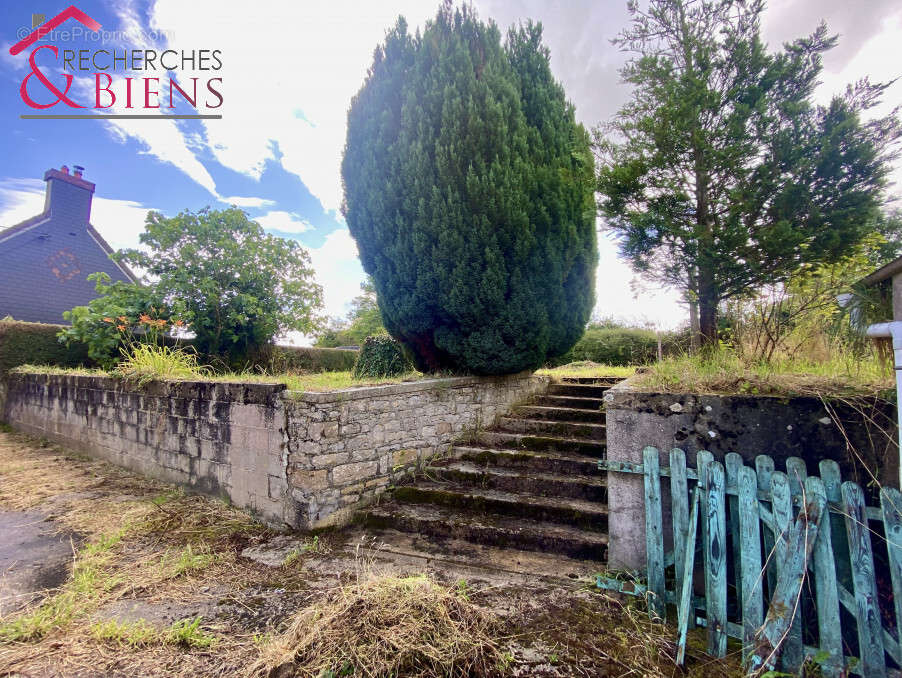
[881,488,902,645]
[786,457,807,495]
[725,453,743,608]
[784,458,807,664]
[770,471,803,669]
[737,464,763,659]
[704,461,727,657]
[670,449,690,604]
[819,460,853,592]
[807,476,843,678]
[643,447,666,621]
[676,487,700,666]
[697,451,714,585]
[842,481,886,678]
[756,455,777,597]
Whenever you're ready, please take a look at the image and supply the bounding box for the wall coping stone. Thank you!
[286,371,540,404]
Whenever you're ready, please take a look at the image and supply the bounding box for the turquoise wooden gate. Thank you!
[598,448,902,676]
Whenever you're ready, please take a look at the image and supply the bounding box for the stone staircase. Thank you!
[359,377,618,571]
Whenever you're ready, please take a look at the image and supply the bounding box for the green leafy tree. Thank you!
[342,4,597,375]
[114,207,324,360]
[597,0,901,348]
[59,272,178,366]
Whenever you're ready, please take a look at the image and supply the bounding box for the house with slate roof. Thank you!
[0,166,137,324]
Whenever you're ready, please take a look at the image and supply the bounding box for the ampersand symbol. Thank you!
[20,45,84,109]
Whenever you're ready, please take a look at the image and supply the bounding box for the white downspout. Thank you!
[866,321,902,489]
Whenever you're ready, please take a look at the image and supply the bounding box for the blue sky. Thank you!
[1,0,900,340]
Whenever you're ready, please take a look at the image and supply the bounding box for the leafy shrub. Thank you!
[552,328,659,367]
[353,335,412,379]
[0,319,92,376]
[59,272,176,367]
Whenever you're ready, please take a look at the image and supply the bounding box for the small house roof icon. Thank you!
[9,5,101,56]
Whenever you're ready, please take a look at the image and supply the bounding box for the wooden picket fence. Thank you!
[598,448,902,676]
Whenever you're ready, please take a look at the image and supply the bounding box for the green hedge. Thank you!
[0,320,93,376]
[353,335,412,378]
[550,328,660,367]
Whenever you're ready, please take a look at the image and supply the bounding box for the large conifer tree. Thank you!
[342,4,596,375]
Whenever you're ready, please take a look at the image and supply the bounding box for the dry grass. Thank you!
[252,573,503,678]
[630,350,893,398]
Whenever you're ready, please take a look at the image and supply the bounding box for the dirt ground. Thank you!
[0,428,740,677]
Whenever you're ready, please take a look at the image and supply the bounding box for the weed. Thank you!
[165,617,217,649]
[163,543,215,578]
[0,422,13,433]
[90,619,159,647]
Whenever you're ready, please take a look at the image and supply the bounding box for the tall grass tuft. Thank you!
[115,344,209,385]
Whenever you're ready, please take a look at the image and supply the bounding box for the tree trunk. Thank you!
[698,292,718,347]
[688,298,700,353]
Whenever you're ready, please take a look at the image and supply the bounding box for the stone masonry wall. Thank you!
[1,371,546,530]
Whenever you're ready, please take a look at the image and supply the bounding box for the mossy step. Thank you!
[361,501,609,561]
[535,394,606,410]
[423,461,607,502]
[547,383,612,397]
[472,431,606,456]
[513,405,604,424]
[498,417,607,440]
[392,481,608,531]
[449,445,603,476]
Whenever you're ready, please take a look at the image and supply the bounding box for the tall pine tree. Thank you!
[597,0,901,347]
[342,4,596,375]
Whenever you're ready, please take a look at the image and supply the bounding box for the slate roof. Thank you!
[0,168,138,325]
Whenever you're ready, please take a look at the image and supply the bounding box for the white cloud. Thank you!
[306,228,366,319]
[147,0,439,213]
[254,210,312,234]
[221,195,274,208]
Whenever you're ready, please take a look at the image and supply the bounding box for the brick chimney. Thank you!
[43,165,95,224]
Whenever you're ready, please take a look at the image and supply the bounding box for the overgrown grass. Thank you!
[538,361,635,380]
[631,349,893,397]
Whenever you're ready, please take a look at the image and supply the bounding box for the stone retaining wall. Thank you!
[1,371,546,529]
[604,377,897,569]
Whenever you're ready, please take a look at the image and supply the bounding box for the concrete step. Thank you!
[449,445,603,476]
[422,460,607,501]
[535,394,606,410]
[498,417,606,440]
[547,383,612,398]
[472,431,606,457]
[513,405,603,423]
[338,527,604,582]
[360,501,609,562]
[392,481,608,531]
